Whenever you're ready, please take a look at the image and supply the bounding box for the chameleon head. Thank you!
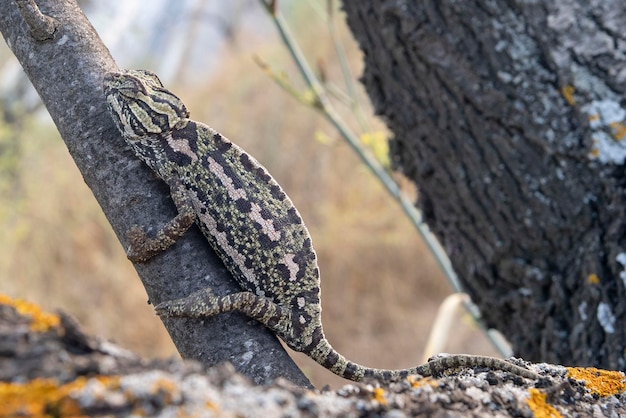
[103,69,189,140]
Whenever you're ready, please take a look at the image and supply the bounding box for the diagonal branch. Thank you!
[0,0,310,387]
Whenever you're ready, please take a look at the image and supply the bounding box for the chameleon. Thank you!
[103,69,541,382]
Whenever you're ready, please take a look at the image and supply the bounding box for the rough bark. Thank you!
[0,0,310,387]
[342,1,626,370]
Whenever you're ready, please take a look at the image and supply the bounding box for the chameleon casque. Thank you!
[103,69,540,382]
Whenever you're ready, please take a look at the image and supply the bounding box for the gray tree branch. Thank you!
[343,1,626,369]
[0,0,311,387]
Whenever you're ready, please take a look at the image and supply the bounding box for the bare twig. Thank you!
[325,0,370,132]
[15,0,57,41]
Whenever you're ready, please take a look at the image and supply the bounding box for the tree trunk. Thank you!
[342,1,626,370]
[0,0,310,387]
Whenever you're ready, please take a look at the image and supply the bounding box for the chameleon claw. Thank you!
[126,225,153,262]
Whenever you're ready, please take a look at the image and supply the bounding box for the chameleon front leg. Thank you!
[127,178,197,262]
[155,288,295,345]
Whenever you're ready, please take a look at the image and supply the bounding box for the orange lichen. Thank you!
[567,367,626,397]
[205,400,219,411]
[561,85,576,106]
[587,274,600,284]
[527,388,562,418]
[151,377,179,404]
[1,378,80,417]
[406,375,438,389]
[588,114,600,122]
[371,387,387,405]
[0,376,121,417]
[609,122,626,141]
[0,293,60,332]
[589,148,600,157]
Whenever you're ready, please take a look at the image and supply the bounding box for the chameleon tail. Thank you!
[305,334,540,382]
[305,331,412,381]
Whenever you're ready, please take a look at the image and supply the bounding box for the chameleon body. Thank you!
[103,69,540,382]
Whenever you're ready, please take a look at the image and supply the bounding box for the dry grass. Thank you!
[0,4,496,388]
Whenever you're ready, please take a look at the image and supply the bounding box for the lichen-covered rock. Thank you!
[1,294,624,417]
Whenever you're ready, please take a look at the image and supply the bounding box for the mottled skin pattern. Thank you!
[103,69,541,382]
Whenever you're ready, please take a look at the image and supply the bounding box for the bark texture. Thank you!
[343,1,626,370]
[0,0,310,387]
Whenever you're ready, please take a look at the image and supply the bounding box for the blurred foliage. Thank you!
[359,131,390,169]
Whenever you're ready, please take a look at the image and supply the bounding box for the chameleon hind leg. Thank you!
[155,288,295,344]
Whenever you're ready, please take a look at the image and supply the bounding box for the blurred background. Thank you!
[0,0,497,388]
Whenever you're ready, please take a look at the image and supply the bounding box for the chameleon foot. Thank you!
[126,225,155,262]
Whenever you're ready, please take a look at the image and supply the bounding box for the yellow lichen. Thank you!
[151,377,179,404]
[0,293,60,332]
[0,377,85,417]
[587,273,600,284]
[567,367,626,397]
[609,122,626,141]
[588,114,600,122]
[589,148,600,157]
[0,375,121,417]
[527,388,562,418]
[205,400,219,411]
[561,85,576,106]
[407,375,437,389]
[371,387,387,405]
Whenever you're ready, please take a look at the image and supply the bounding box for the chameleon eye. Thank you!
[104,71,189,137]
[151,87,190,126]
[128,69,164,89]
[125,74,149,96]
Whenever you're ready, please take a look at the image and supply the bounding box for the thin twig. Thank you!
[325,0,370,132]
[15,0,57,41]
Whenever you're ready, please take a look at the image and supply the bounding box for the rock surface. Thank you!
[1,294,624,417]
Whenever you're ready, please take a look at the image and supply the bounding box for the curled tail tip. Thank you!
[153,297,195,318]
